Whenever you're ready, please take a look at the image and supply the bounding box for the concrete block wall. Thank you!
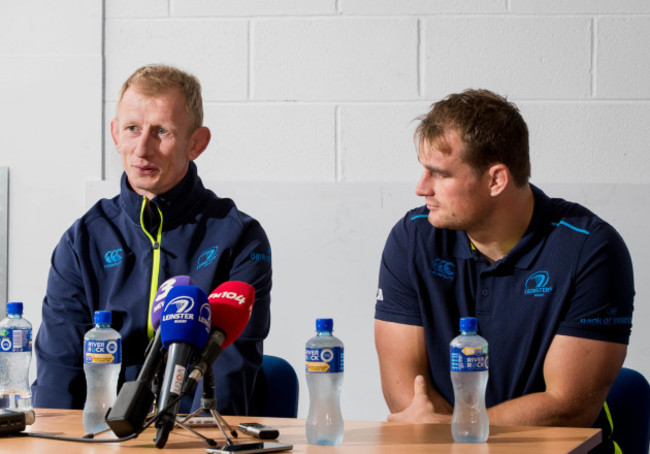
[2,0,650,423]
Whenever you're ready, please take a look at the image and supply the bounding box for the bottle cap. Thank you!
[460,317,477,332]
[6,302,23,315]
[94,310,112,325]
[316,318,333,332]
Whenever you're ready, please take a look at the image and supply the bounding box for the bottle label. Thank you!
[84,338,122,364]
[450,345,488,372]
[305,346,344,373]
[0,328,32,353]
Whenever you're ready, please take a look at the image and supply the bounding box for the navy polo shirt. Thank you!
[375,185,634,408]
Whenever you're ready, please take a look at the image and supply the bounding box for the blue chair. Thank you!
[606,367,650,453]
[252,355,299,418]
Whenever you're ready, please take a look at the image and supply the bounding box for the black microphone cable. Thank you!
[23,393,184,444]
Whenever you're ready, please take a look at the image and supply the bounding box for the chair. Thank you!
[252,355,299,418]
[606,367,650,453]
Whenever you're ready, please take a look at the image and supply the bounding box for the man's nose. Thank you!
[134,129,154,157]
[415,172,433,197]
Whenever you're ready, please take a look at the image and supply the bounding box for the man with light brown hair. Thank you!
[375,89,634,452]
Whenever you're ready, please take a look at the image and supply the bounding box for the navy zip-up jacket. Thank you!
[32,162,272,415]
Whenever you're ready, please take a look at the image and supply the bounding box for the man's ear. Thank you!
[110,118,120,148]
[188,126,211,161]
[487,163,509,197]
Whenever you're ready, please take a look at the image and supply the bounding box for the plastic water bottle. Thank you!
[83,310,122,434]
[450,317,489,443]
[0,302,33,412]
[305,318,344,445]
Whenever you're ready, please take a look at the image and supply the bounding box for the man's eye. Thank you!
[158,128,168,135]
[126,125,137,132]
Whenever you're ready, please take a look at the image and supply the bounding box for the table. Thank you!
[0,409,601,453]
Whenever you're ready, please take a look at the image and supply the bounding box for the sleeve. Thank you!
[375,216,423,326]
[32,228,93,409]
[197,219,272,416]
[556,222,635,344]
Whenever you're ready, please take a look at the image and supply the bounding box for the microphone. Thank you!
[182,281,255,396]
[106,276,193,438]
[154,285,211,448]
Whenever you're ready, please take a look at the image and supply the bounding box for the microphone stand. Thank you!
[177,369,238,446]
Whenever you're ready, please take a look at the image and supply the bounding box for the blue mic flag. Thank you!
[160,284,211,350]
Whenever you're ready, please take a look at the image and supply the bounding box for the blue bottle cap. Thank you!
[460,317,477,332]
[316,318,333,332]
[94,311,111,325]
[7,302,23,315]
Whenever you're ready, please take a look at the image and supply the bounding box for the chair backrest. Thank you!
[606,367,650,453]
[254,355,299,418]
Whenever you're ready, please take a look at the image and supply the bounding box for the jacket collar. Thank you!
[119,161,207,228]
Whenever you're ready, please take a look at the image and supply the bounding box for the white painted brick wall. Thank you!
[596,17,650,98]
[510,0,650,14]
[521,102,650,183]
[339,104,429,181]
[0,0,100,54]
[341,0,506,14]
[200,104,337,182]
[422,16,593,100]
[105,0,169,18]
[172,0,336,16]
[252,18,419,101]
[104,18,249,101]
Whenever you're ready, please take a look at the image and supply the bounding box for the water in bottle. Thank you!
[450,316,489,443]
[0,302,33,411]
[305,318,344,445]
[83,310,122,434]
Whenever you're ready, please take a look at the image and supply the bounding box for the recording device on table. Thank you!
[206,441,293,454]
[237,423,279,440]
[0,409,34,435]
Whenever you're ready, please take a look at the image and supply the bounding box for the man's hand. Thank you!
[387,375,452,423]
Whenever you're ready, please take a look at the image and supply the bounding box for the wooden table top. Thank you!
[0,408,601,454]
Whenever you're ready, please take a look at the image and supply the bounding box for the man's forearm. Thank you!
[486,390,602,428]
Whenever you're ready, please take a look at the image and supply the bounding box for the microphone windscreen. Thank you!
[160,285,211,350]
[208,281,255,349]
[151,275,193,331]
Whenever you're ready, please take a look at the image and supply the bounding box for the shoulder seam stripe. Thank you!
[551,221,590,235]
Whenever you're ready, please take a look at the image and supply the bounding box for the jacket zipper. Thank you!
[140,197,163,339]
